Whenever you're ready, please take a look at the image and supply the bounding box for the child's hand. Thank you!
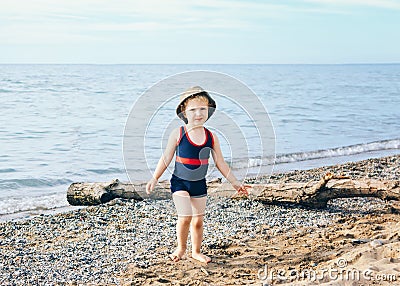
[233,183,250,196]
[146,177,157,195]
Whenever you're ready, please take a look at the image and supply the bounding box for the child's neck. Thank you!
[186,124,204,132]
[185,124,206,145]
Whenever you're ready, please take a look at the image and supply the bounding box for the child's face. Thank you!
[184,98,209,126]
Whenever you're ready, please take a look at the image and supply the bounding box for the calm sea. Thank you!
[1,64,399,219]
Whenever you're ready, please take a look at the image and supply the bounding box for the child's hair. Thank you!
[181,93,210,112]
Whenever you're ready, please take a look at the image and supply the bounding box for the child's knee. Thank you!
[178,216,192,225]
[191,216,204,229]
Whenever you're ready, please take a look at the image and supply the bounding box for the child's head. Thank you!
[176,86,216,124]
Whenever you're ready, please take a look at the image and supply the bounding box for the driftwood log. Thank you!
[253,173,400,208]
[67,179,142,206]
[67,173,400,208]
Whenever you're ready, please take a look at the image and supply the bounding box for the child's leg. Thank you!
[190,197,211,263]
[172,215,191,261]
[171,191,193,261]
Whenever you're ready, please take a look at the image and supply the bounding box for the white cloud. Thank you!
[88,18,252,32]
[0,0,274,43]
[0,1,254,45]
[0,0,388,46]
[304,0,400,10]
[90,22,173,32]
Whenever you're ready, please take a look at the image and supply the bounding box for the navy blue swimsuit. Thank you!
[170,126,214,197]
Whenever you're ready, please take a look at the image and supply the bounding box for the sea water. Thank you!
[0,64,399,218]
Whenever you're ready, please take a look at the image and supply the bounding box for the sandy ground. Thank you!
[118,205,400,286]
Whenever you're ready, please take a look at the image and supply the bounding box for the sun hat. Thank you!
[176,86,216,123]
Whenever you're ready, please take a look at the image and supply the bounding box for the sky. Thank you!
[1,0,400,64]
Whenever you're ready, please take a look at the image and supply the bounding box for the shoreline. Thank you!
[1,154,400,285]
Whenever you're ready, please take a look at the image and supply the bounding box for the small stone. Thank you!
[351,238,370,245]
[201,267,209,275]
[309,262,318,267]
[370,240,384,247]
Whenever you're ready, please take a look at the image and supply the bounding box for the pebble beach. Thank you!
[1,155,400,285]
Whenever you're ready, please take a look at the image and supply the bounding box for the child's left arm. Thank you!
[211,132,249,195]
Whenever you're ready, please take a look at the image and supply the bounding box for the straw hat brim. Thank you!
[176,88,216,124]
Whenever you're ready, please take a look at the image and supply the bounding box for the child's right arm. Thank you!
[146,128,180,194]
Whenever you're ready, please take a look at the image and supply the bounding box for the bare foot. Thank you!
[169,249,185,262]
[191,252,211,264]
